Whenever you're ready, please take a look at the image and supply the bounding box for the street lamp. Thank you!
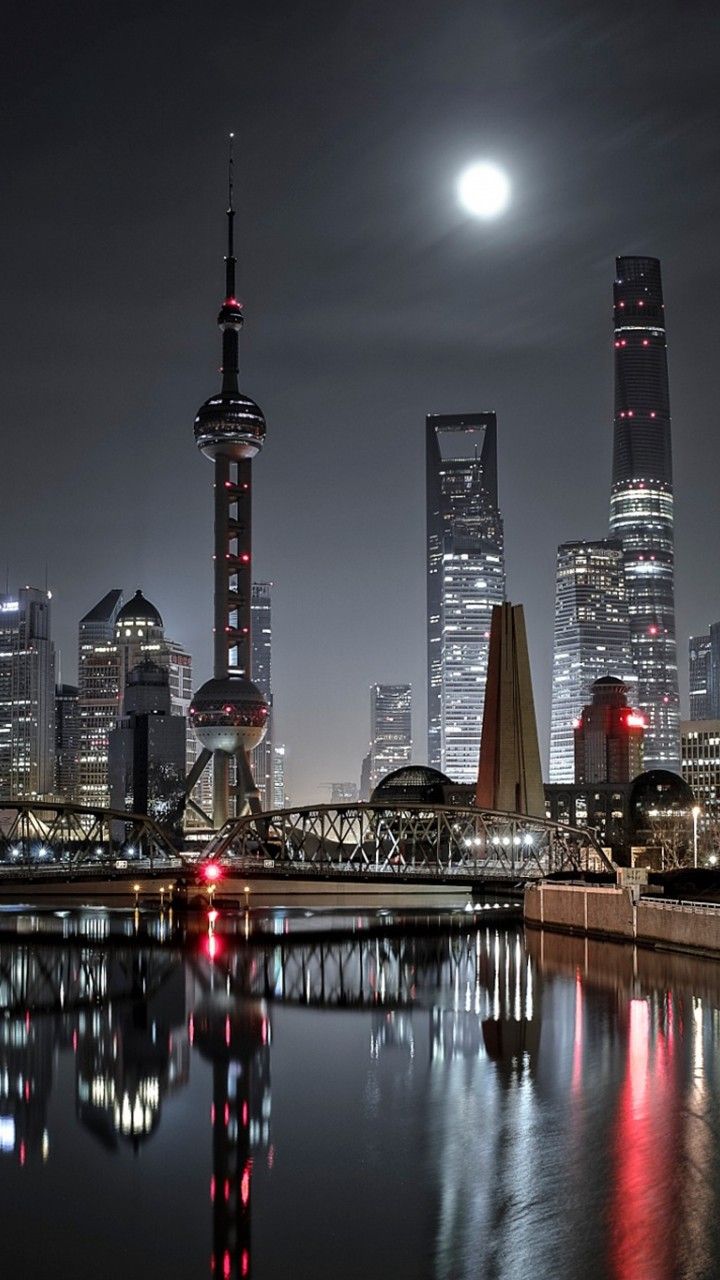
[692,805,701,869]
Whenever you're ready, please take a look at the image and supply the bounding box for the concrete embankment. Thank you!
[525,883,720,958]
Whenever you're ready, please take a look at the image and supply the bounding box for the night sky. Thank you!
[2,1,719,802]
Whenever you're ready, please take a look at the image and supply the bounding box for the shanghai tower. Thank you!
[609,256,680,770]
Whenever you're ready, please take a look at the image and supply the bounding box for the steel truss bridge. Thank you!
[0,799,612,886]
[202,802,613,883]
[0,800,181,876]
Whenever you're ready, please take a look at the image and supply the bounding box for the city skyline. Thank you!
[2,4,719,803]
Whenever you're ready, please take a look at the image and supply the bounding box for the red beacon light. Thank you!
[203,863,223,884]
[626,712,646,729]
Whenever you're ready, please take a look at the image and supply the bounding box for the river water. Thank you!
[0,905,719,1279]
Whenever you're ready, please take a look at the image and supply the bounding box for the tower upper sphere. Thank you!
[194,391,266,460]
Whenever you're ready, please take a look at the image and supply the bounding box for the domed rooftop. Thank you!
[629,769,694,826]
[371,765,453,806]
[194,391,266,460]
[115,590,163,632]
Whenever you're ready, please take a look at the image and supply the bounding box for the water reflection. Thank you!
[0,914,720,1278]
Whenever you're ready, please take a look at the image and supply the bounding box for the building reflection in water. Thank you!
[3,916,720,1277]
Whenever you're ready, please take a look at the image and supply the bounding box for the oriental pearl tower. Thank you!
[186,136,269,829]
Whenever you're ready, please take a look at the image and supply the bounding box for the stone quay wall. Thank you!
[524,884,720,956]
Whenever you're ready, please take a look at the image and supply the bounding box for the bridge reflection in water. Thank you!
[0,914,719,1278]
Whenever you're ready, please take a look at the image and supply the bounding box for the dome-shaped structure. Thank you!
[194,392,266,460]
[371,765,453,806]
[629,769,694,829]
[115,590,163,635]
[189,674,268,754]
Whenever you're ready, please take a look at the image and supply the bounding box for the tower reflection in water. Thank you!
[2,920,720,1278]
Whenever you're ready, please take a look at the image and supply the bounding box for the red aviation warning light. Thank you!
[203,863,223,883]
[626,713,646,729]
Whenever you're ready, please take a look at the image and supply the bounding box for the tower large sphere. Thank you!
[189,674,269,754]
[194,391,266,461]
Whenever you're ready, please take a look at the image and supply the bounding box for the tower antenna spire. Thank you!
[226,131,235,300]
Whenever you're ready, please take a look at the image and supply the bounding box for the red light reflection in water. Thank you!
[610,998,675,1280]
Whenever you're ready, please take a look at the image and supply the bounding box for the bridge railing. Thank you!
[203,803,612,879]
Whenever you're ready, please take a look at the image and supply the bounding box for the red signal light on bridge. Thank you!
[203,863,222,883]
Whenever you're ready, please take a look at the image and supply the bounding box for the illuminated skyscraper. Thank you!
[251,582,273,809]
[609,256,680,769]
[689,634,712,721]
[369,684,412,789]
[549,540,633,782]
[426,413,505,781]
[0,588,55,799]
[55,683,79,800]
[77,589,124,807]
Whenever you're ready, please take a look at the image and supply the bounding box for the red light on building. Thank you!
[648,625,658,636]
[241,1251,250,1277]
[203,863,222,883]
[241,1163,251,1207]
[626,713,645,729]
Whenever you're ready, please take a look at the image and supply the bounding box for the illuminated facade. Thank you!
[549,540,632,782]
[369,684,412,789]
[251,582,273,808]
[426,413,505,781]
[574,676,644,785]
[272,742,286,809]
[681,720,720,818]
[54,683,79,800]
[689,634,712,721]
[609,255,680,770]
[0,589,55,800]
[77,589,124,807]
[108,662,186,833]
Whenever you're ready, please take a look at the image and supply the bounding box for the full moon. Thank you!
[457,161,510,219]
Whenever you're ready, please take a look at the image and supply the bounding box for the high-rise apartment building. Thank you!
[272,744,286,809]
[549,540,633,782]
[681,720,720,818]
[108,661,186,835]
[251,582,273,809]
[689,635,712,721]
[77,590,124,807]
[55,683,79,800]
[369,684,412,789]
[426,413,505,781]
[574,677,644,785]
[609,256,680,770]
[0,589,55,799]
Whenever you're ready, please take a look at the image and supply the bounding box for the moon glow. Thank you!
[457,161,510,219]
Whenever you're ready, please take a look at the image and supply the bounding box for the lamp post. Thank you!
[692,805,701,869]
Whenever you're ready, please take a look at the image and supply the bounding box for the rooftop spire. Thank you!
[226,131,236,300]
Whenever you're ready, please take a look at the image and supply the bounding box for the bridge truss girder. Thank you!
[203,802,613,881]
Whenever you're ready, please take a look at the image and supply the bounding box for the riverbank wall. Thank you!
[524,883,720,957]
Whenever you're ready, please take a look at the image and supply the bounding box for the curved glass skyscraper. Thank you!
[609,255,680,770]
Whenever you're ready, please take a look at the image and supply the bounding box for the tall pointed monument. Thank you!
[475,603,544,818]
